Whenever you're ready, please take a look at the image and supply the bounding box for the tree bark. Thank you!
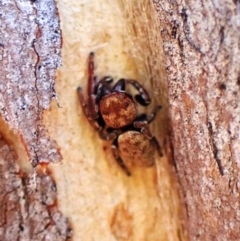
[155,0,240,240]
[0,0,71,240]
[0,0,62,166]
[0,134,71,240]
[4,0,239,240]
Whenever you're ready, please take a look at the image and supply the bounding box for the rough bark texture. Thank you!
[0,134,72,241]
[3,0,230,240]
[154,0,240,240]
[0,0,72,240]
[0,0,62,166]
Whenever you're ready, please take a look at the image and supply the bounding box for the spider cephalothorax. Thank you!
[77,52,162,175]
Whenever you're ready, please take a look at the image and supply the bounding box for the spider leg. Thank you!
[99,76,113,84]
[134,121,152,139]
[99,128,131,175]
[111,144,131,176]
[133,105,162,139]
[113,78,125,92]
[77,87,101,130]
[146,105,162,123]
[77,53,105,130]
[92,76,113,101]
[77,87,90,116]
[126,79,151,106]
[99,128,121,141]
[151,136,163,157]
[87,52,96,96]
[95,76,113,93]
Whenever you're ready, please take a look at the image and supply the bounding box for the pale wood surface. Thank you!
[44,0,186,240]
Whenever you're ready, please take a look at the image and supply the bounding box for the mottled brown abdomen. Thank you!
[118,131,155,169]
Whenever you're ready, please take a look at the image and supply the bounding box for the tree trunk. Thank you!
[155,0,240,240]
[2,0,238,240]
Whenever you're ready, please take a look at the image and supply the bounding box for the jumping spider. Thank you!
[77,52,162,175]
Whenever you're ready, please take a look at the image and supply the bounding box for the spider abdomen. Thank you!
[118,131,155,169]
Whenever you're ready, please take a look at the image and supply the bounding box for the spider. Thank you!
[77,52,162,175]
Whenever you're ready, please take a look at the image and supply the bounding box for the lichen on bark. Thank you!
[0,0,62,165]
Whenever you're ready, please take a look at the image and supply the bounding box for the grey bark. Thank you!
[0,134,72,241]
[0,0,62,166]
[0,1,72,240]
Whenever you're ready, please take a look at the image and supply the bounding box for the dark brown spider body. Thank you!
[77,52,162,176]
[100,92,137,129]
[117,131,155,168]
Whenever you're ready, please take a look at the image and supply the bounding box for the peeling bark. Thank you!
[0,0,62,165]
[0,0,68,239]
[0,134,72,241]
[154,0,240,240]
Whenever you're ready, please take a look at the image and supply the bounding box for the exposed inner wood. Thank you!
[43,0,186,240]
